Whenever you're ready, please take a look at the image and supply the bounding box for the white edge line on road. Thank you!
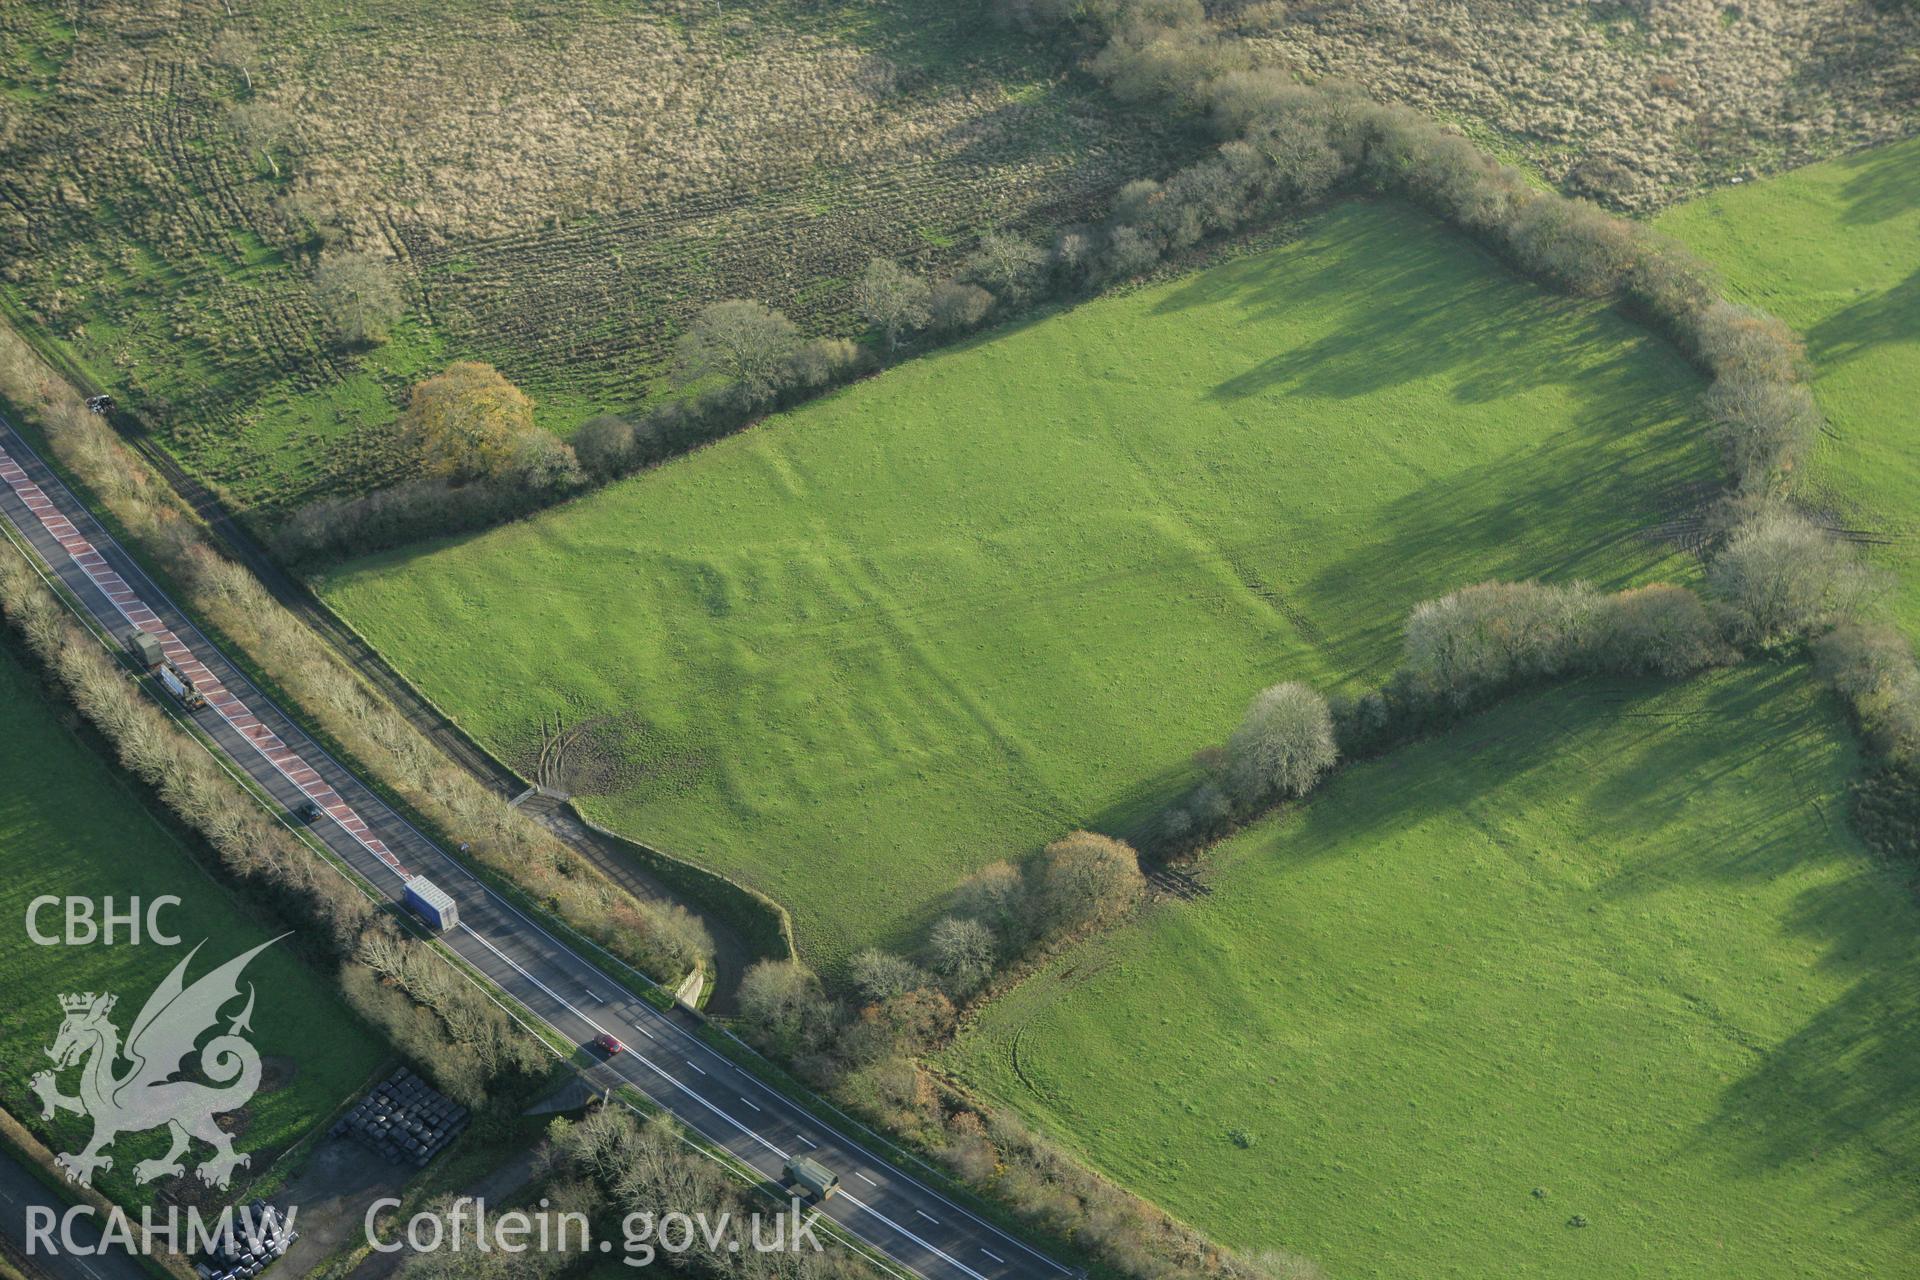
[458,924,609,1039]
[0,517,572,1084]
[3,497,961,1280]
[716,1036,1071,1275]
[632,1057,784,1161]
[606,1099,918,1280]
[842,1193,989,1280]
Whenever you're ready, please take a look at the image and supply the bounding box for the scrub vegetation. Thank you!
[0,0,1188,514]
[5,3,1918,1277]
[1242,0,1920,211]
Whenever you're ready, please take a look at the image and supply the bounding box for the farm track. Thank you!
[2,324,758,998]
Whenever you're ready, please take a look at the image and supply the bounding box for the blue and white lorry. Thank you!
[402,876,459,932]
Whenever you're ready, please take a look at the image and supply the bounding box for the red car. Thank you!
[593,1034,626,1056]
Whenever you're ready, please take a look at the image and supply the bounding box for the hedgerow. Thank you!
[1236,1,1920,212]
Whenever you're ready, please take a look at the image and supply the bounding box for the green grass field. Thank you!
[320,199,1710,970]
[946,666,1920,1278]
[0,646,383,1207]
[1658,136,1920,626]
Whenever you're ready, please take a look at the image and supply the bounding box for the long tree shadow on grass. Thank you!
[1689,871,1920,1227]
[1482,665,1920,1224]
[1295,402,1714,679]
[1805,265,1920,373]
[1833,137,1920,228]
[1147,200,1661,408]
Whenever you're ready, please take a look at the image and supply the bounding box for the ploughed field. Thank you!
[1658,136,1920,631]
[0,645,383,1208]
[945,667,1920,1279]
[320,199,1711,971]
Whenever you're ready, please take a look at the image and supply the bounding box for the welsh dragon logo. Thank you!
[29,938,282,1189]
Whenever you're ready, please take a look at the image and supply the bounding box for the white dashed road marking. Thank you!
[629,1056,784,1160]
[840,1193,990,1280]
[457,925,610,1038]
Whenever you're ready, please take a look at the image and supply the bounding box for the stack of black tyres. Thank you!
[327,1067,469,1168]
[193,1199,296,1280]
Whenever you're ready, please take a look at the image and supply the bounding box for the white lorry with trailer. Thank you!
[402,876,459,932]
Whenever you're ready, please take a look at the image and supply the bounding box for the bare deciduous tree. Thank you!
[853,259,932,351]
[963,232,1048,303]
[926,916,996,994]
[1708,507,1875,646]
[1225,682,1337,806]
[850,949,926,1006]
[1702,376,1822,491]
[929,281,993,334]
[674,300,801,406]
[737,959,832,1054]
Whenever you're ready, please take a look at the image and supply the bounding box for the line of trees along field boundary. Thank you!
[0,326,722,982]
[0,547,879,1280]
[268,2,1835,567]
[0,535,558,1137]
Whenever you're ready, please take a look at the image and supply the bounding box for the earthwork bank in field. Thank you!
[320,199,1712,971]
